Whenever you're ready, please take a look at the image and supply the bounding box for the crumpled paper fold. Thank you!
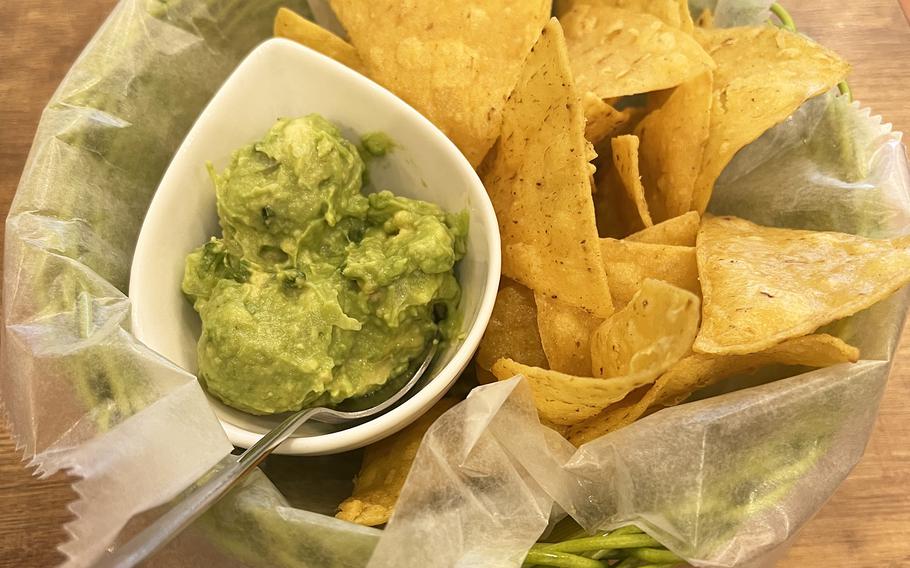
[2,0,908,567]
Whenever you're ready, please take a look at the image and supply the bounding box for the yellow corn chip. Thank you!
[567,333,858,445]
[593,157,646,238]
[476,278,548,379]
[480,19,615,317]
[491,359,657,426]
[690,27,850,214]
[337,398,458,525]
[274,7,366,73]
[611,135,654,228]
[583,92,632,145]
[600,238,700,307]
[626,211,701,246]
[659,334,859,407]
[562,4,714,100]
[695,215,910,355]
[535,293,603,375]
[556,0,695,33]
[635,71,713,220]
[590,279,699,378]
[494,280,696,426]
[330,0,550,166]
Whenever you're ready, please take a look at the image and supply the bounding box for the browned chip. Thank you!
[567,333,858,445]
[635,71,713,220]
[695,215,910,355]
[690,27,850,214]
[562,4,714,100]
[535,293,603,375]
[274,7,365,72]
[337,398,458,525]
[611,135,654,228]
[626,211,701,246]
[330,0,550,166]
[480,19,615,316]
[476,278,548,383]
[600,238,700,307]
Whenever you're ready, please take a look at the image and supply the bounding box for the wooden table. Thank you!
[1,1,909,566]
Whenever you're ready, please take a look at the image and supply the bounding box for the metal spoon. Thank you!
[98,339,439,568]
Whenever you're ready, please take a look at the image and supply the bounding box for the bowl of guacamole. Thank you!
[183,114,467,415]
[129,39,500,455]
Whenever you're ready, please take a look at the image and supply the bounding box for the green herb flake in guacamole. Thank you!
[182,114,467,415]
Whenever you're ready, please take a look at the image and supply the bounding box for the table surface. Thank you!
[2,1,910,566]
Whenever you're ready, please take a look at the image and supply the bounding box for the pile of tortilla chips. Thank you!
[274,1,910,526]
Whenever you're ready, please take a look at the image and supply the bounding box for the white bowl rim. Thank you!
[129,37,501,455]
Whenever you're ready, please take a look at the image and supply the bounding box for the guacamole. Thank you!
[182,115,467,415]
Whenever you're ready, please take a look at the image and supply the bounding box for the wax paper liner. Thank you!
[2,0,909,567]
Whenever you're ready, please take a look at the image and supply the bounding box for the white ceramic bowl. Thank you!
[129,38,500,455]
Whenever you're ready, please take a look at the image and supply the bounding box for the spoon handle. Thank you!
[96,407,321,568]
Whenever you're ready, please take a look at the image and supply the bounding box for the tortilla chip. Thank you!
[274,7,366,73]
[593,156,645,238]
[337,398,458,525]
[690,27,850,214]
[583,92,631,145]
[561,4,714,100]
[476,278,548,380]
[659,333,859,407]
[567,333,858,445]
[535,293,603,375]
[611,135,654,228]
[480,19,614,317]
[635,71,713,220]
[590,279,700,378]
[695,215,910,355]
[330,0,550,166]
[626,211,700,246]
[556,0,694,33]
[491,358,658,426]
[600,238,700,307]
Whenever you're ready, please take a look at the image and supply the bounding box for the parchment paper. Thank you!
[2,1,908,567]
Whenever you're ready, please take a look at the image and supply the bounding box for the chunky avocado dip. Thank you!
[182,115,467,415]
